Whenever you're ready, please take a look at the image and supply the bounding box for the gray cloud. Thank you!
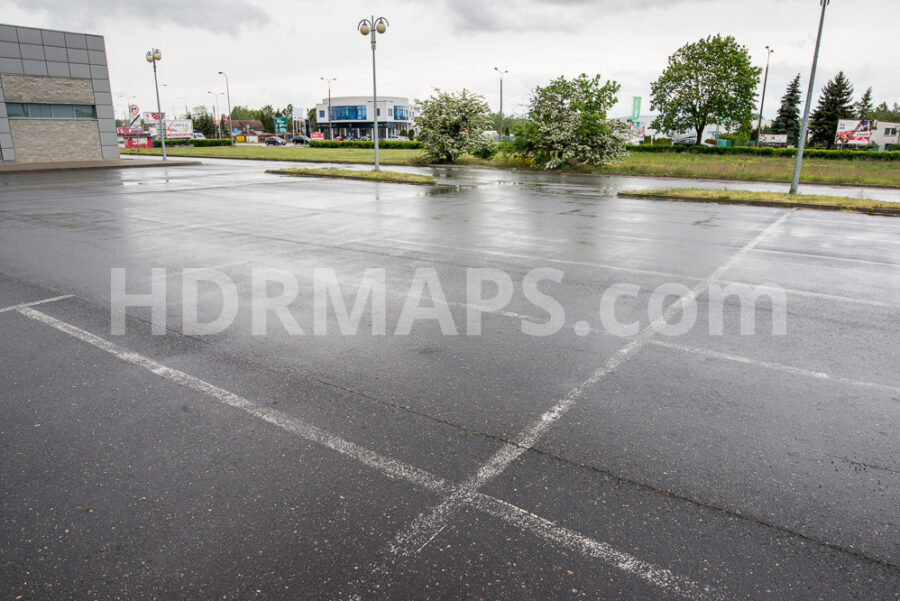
[13,0,269,34]
[443,0,712,32]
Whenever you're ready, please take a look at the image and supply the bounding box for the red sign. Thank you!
[311,132,325,139]
[124,137,153,148]
[128,104,139,116]
[117,127,140,135]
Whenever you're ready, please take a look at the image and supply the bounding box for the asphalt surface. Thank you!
[0,158,898,600]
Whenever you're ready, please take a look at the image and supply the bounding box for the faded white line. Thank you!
[750,247,900,268]
[16,305,722,600]
[651,339,900,395]
[16,306,449,495]
[470,493,726,601]
[0,294,73,314]
[382,211,795,561]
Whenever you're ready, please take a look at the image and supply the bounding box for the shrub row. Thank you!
[626,145,900,161]
[308,140,423,149]
[153,138,232,147]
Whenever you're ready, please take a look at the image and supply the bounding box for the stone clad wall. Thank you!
[0,74,94,104]
[9,119,102,161]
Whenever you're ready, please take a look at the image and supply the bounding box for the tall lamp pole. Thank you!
[791,0,830,194]
[321,76,336,141]
[145,48,166,159]
[494,67,508,140]
[218,71,233,145]
[208,91,224,138]
[358,16,389,171]
[756,46,774,145]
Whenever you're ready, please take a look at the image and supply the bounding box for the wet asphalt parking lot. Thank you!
[1,158,898,600]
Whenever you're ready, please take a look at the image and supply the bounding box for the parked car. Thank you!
[265,136,287,146]
[291,135,311,145]
[192,132,206,139]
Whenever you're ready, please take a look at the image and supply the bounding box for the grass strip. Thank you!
[266,167,435,185]
[619,188,900,215]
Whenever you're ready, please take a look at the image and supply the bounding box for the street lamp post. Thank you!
[218,71,233,145]
[755,46,774,145]
[145,48,166,159]
[321,77,336,141]
[208,91,224,138]
[494,67,508,140]
[358,16,389,171]
[791,0,830,195]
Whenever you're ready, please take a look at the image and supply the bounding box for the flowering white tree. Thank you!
[415,89,496,163]
[515,74,628,169]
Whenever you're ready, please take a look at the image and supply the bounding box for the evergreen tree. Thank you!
[854,87,874,119]
[809,72,854,148]
[771,74,802,146]
[872,101,900,122]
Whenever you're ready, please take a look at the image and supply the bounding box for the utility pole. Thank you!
[358,16,389,171]
[791,0,830,194]
[219,72,233,145]
[321,77,336,140]
[756,46,774,145]
[494,67,508,139]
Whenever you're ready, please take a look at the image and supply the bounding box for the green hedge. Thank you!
[627,145,900,161]
[153,138,232,147]
[309,140,423,149]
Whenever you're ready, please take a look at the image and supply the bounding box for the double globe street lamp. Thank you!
[358,16,389,171]
[145,48,166,159]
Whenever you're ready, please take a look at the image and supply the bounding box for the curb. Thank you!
[617,192,900,217]
[0,159,201,174]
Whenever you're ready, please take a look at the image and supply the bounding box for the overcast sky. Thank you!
[2,0,898,122]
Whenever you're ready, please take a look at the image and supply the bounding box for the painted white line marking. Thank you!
[470,493,726,601]
[382,211,795,561]
[15,305,722,600]
[16,306,449,495]
[750,247,900,268]
[380,237,900,309]
[651,339,900,395]
[0,294,73,314]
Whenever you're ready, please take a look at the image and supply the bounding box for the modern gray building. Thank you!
[0,23,118,163]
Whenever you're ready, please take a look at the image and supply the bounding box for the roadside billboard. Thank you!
[148,119,194,139]
[835,120,872,145]
[143,112,165,122]
[759,134,788,145]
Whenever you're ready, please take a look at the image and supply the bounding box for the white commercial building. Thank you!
[315,95,415,139]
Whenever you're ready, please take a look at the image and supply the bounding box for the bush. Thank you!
[153,138,231,147]
[308,140,423,149]
[653,137,673,146]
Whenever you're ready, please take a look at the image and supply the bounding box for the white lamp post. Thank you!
[208,91,224,138]
[218,71,233,145]
[321,76,336,140]
[358,16,389,171]
[494,67,508,140]
[145,48,166,159]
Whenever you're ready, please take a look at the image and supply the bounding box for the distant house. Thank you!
[230,119,265,135]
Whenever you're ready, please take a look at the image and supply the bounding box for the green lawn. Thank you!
[267,167,435,185]
[622,188,900,212]
[122,146,900,187]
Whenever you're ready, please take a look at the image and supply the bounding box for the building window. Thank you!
[52,104,75,119]
[388,108,393,117]
[886,127,898,136]
[73,105,96,119]
[27,103,53,118]
[394,105,409,121]
[319,110,325,118]
[6,102,96,119]
[5,102,27,117]
[331,105,367,120]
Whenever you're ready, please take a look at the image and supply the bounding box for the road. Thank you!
[1,158,898,600]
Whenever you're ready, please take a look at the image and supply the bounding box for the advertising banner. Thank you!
[311,132,325,139]
[148,119,193,139]
[632,97,641,122]
[759,134,788,145]
[117,127,140,135]
[143,112,165,122]
[835,120,872,145]
[291,106,305,121]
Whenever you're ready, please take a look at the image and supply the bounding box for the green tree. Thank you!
[650,34,761,143]
[513,73,627,169]
[809,72,854,148]
[259,105,276,133]
[771,74,802,146]
[414,89,496,163]
[854,87,874,120]
[231,105,261,121]
[190,106,217,138]
[872,101,900,122]
[307,107,318,134]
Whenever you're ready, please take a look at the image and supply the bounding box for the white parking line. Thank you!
[14,305,721,601]
[379,211,795,573]
[380,237,900,309]
[0,294,73,314]
[651,339,900,395]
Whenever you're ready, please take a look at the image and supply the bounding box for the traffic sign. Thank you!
[274,117,288,134]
